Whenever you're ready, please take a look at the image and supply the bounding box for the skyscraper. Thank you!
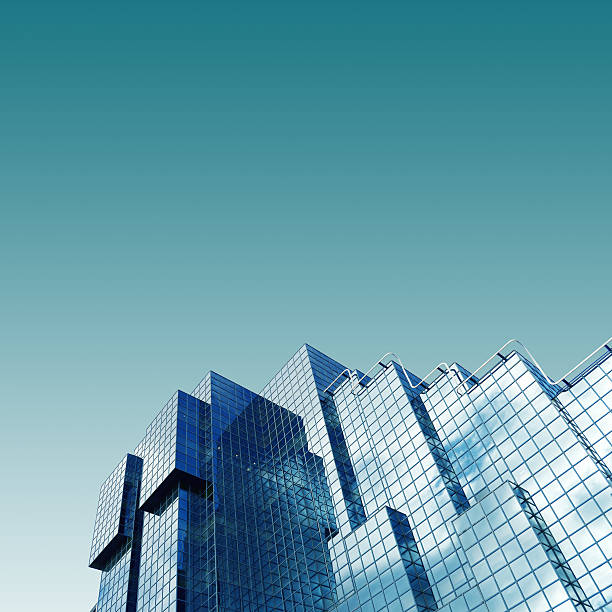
[89,340,612,611]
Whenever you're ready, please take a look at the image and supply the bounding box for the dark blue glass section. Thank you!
[133,372,337,611]
[305,345,367,531]
[125,503,143,612]
[179,485,216,612]
[120,454,143,540]
[176,391,212,481]
[320,394,367,530]
[90,454,143,570]
[93,456,144,612]
[138,391,212,512]
[387,507,437,612]
[213,384,336,611]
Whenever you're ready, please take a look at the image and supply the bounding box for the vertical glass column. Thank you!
[387,507,437,612]
[512,484,593,612]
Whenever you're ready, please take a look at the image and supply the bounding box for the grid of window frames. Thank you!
[96,541,135,612]
[423,352,612,609]
[89,343,612,611]
[90,454,143,571]
[90,457,130,566]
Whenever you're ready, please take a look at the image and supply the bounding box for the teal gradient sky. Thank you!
[1,2,611,609]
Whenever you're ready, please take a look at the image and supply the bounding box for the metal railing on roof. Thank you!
[323,336,612,398]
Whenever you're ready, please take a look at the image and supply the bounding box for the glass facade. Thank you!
[89,342,612,611]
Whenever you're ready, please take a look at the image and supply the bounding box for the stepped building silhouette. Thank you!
[89,340,612,612]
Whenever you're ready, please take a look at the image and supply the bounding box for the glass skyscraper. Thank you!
[89,341,612,612]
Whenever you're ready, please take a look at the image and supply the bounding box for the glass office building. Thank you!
[89,342,612,611]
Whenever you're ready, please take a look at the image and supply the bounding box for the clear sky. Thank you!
[0,1,610,610]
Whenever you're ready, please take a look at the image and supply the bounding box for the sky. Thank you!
[0,1,611,610]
